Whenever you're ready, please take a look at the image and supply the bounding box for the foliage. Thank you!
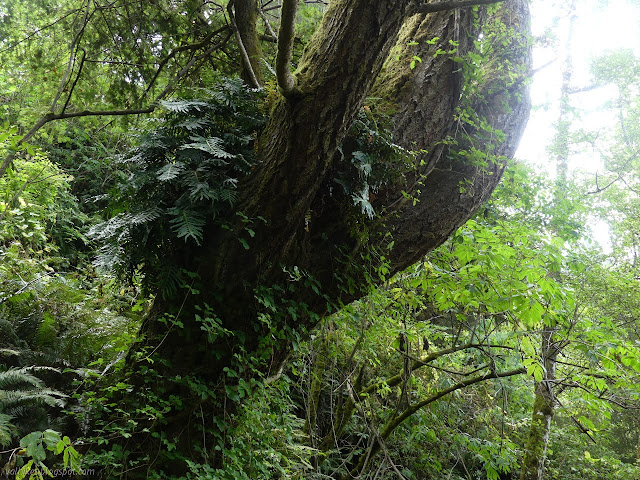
[0,2,639,480]
[0,367,66,445]
[334,108,412,219]
[1,429,81,480]
[90,78,266,297]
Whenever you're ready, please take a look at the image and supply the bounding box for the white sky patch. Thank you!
[515,0,640,252]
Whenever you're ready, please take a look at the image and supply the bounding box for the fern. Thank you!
[181,136,235,159]
[0,413,13,447]
[156,162,185,181]
[0,367,66,445]
[90,77,267,297]
[168,209,206,245]
[0,368,45,390]
[159,99,210,114]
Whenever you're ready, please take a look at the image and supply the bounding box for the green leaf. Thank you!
[168,209,206,245]
[156,162,185,181]
[16,460,33,480]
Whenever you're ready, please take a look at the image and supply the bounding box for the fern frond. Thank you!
[181,136,234,159]
[0,389,67,411]
[159,99,209,113]
[156,162,185,181]
[188,181,214,201]
[168,209,206,245]
[128,208,163,225]
[176,117,211,131]
[0,368,45,390]
[0,413,14,447]
[0,348,20,357]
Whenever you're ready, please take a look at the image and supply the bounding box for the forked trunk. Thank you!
[97,1,531,477]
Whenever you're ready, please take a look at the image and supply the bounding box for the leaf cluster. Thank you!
[90,78,266,297]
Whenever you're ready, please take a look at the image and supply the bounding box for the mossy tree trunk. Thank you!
[520,328,559,480]
[520,5,575,478]
[106,0,531,477]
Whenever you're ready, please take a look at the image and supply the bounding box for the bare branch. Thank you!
[414,0,504,14]
[51,1,93,112]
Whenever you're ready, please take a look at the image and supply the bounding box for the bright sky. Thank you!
[515,0,640,250]
[517,0,640,171]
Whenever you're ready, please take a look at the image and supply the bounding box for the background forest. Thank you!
[1,0,640,479]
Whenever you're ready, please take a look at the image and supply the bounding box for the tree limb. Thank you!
[61,48,87,113]
[227,0,261,88]
[51,0,93,113]
[350,367,526,475]
[276,0,300,97]
[142,26,230,101]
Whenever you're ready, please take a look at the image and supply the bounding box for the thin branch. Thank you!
[276,0,300,97]
[345,379,409,480]
[51,0,93,113]
[142,26,230,100]
[0,8,82,55]
[0,274,53,305]
[361,342,516,396]
[0,30,231,180]
[62,48,87,113]
[414,0,505,14]
[350,367,526,476]
[570,416,597,444]
[259,9,278,41]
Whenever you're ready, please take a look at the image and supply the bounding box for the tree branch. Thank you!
[361,343,516,396]
[61,48,87,113]
[414,0,505,14]
[51,0,93,113]
[350,367,526,475]
[0,29,232,180]
[276,0,300,97]
[142,26,230,101]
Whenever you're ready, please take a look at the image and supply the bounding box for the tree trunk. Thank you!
[234,0,264,86]
[520,5,575,478]
[520,328,559,480]
[99,1,532,477]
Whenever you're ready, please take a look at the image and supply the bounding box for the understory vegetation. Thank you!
[1,0,640,479]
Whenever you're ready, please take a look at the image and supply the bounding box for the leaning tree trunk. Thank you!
[100,0,531,477]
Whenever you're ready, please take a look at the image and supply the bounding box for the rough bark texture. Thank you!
[110,0,532,476]
[376,2,531,272]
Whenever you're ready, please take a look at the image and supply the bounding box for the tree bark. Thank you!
[232,0,264,87]
[105,0,532,476]
[520,328,559,480]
